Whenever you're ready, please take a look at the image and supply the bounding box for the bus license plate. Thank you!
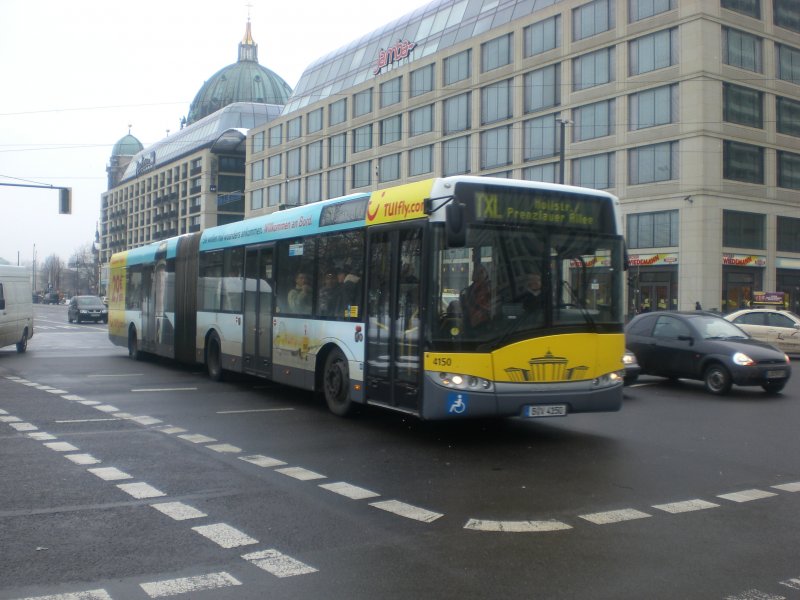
[767,370,787,378]
[524,405,567,418]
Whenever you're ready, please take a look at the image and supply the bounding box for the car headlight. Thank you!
[732,352,755,366]
[622,352,636,365]
[436,372,494,392]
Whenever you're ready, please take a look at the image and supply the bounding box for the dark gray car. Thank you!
[626,311,791,394]
[68,295,108,324]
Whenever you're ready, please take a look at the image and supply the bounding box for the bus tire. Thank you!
[323,348,354,417]
[128,326,140,361]
[206,332,224,382]
[16,329,28,353]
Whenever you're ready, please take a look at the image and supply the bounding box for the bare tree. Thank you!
[69,243,99,295]
[41,254,63,292]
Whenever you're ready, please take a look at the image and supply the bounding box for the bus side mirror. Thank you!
[445,202,466,248]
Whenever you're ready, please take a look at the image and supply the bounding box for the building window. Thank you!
[409,145,433,176]
[627,210,679,248]
[329,133,347,166]
[573,47,615,91]
[777,216,800,252]
[573,0,615,41]
[287,117,302,141]
[629,141,678,184]
[268,184,281,207]
[629,29,677,75]
[777,96,800,137]
[251,159,264,181]
[481,126,512,170]
[353,124,373,153]
[629,0,675,21]
[721,0,760,19]
[523,163,558,183]
[252,131,264,154]
[353,88,373,117]
[524,15,561,57]
[287,180,301,206]
[328,168,346,198]
[380,77,402,108]
[778,151,800,190]
[776,44,800,85]
[444,49,471,86]
[723,27,762,72]
[329,98,347,126]
[306,174,322,203]
[410,104,434,137]
[572,153,615,189]
[723,140,764,183]
[573,99,615,141]
[443,136,470,176]
[525,64,560,113]
[269,125,282,147]
[723,210,765,249]
[307,141,323,172]
[380,115,402,145]
[444,93,471,135]
[629,84,677,130]
[723,83,763,128]
[523,114,559,161]
[251,188,264,211]
[268,155,281,177]
[481,33,512,73]
[378,154,401,183]
[774,0,800,33]
[287,149,301,178]
[307,108,323,134]
[410,64,434,97]
[481,79,512,125]
[353,161,371,188]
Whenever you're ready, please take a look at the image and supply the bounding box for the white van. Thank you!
[0,265,34,352]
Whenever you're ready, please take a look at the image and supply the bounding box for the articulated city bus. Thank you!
[109,176,627,420]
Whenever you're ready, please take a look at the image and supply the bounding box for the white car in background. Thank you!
[724,309,800,355]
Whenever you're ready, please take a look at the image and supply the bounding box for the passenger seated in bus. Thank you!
[460,265,491,331]
[340,264,361,317]
[288,271,312,314]
[318,271,341,317]
[519,272,544,312]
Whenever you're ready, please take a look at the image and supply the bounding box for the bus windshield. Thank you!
[429,223,625,352]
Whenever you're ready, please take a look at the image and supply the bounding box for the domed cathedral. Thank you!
[106,127,143,188]
[185,19,292,125]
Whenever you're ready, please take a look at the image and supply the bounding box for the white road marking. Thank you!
[191,523,258,548]
[150,501,207,521]
[0,408,7,414]
[128,416,163,426]
[276,466,326,481]
[55,418,120,423]
[319,482,380,500]
[64,454,102,465]
[579,508,652,525]
[131,387,198,392]
[35,385,56,390]
[0,415,22,423]
[217,408,295,414]
[772,482,800,492]
[45,389,68,394]
[15,589,113,600]
[242,549,318,577]
[94,405,119,413]
[651,499,720,514]
[178,433,217,444]
[88,467,132,481]
[116,482,166,499]
[44,441,79,452]
[464,519,572,532]
[239,454,287,468]
[28,432,57,440]
[725,591,786,600]
[717,489,778,503]
[62,395,86,401]
[206,443,242,453]
[780,578,800,590]
[112,412,134,419]
[21,382,40,386]
[156,426,187,434]
[140,571,242,598]
[78,400,101,406]
[88,373,144,378]
[10,422,38,431]
[369,500,443,523]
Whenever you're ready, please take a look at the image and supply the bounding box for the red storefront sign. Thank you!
[374,40,416,74]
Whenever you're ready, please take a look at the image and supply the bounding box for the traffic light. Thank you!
[59,187,72,214]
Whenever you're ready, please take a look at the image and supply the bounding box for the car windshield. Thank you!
[688,315,748,339]
[77,297,105,308]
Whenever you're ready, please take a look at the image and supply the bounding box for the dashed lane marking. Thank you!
[128,415,163,426]
[64,454,102,465]
[725,590,786,599]
[44,388,68,394]
[10,422,38,432]
[275,466,326,481]
[242,549,319,578]
[0,415,22,422]
[155,426,187,434]
[319,482,380,500]
[191,523,259,549]
[781,578,800,590]
[87,467,132,481]
[464,519,573,532]
[150,501,207,521]
[62,395,86,401]
[116,482,166,499]
[578,508,652,525]
[772,482,800,492]
[93,405,119,413]
[238,454,287,468]
[370,500,444,523]
[131,387,198,393]
[139,571,242,598]
[43,441,79,452]
[14,589,113,600]
[28,432,56,441]
[55,418,121,423]
[651,499,720,514]
[217,408,295,414]
[718,489,778,503]
[206,443,242,453]
[177,433,217,444]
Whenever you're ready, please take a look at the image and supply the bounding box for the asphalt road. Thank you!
[0,303,798,599]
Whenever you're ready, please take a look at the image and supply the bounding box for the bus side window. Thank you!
[276,239,315,315]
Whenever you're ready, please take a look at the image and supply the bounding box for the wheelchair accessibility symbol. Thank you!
[447,392,468,415]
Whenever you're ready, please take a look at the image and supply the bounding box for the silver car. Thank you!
[725,309,800,355]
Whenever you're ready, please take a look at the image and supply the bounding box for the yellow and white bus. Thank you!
[109,176,626,420]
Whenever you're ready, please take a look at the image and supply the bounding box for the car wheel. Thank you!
[704,363,732,395]
[323,348,354,417]
[762,381,786,394]
[128,327,140,361]
[206,332,224,382]
[16,330,27,353]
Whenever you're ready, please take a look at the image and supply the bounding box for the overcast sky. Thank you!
[0,0,429,266]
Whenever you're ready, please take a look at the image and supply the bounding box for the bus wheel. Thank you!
[128,327,140,361]
[323,348,353,417]
[206,333,224,382]
[16,330,28,353]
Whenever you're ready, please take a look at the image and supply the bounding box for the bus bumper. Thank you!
[421,374,623,420]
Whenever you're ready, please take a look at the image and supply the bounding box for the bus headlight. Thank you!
[593,371,624,387]
[437,372,494,392]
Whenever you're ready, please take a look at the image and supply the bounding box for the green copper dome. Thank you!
[112,132,144,157]
[186,21,292,125]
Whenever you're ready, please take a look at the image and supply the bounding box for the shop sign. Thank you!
[776,257,800,270]
[753,291,785,305]
[627,252,678,267]
[722,253,766,267]
[374,39,416,75]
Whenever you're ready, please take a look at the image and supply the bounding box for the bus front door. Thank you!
[244,246,274,375]
[365,228,423,414]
